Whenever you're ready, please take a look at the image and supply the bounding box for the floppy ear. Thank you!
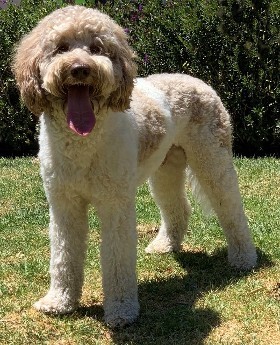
[108,37,137,112]
[12,31,48,116]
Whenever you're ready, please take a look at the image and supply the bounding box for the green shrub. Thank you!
[0,0,279,156]
[0,0,57,156]
[183,0,280,156]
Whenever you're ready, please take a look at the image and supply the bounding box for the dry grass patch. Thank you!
[207,319,280,345]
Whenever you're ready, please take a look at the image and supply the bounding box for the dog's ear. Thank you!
[12,31,48,116]
[108,37,137,112]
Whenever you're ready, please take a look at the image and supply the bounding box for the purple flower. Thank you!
[144,53,149,63]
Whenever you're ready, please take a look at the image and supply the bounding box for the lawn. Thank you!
[0,157,279,344]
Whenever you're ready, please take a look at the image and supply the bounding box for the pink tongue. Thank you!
[67,85,95,136]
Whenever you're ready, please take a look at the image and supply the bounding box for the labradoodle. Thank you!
[12,5,257,327]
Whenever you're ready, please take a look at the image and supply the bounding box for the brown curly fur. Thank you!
[12,6,137,115]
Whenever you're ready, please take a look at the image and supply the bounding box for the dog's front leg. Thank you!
[98,198,139,328]
[34,194,89,314]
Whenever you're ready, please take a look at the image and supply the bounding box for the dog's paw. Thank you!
[33,292,78,315]
[145,236,181,254]
[104,299,140,328]
[228,245,257,270]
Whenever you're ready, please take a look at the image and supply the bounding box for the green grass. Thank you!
[0,157,279,344]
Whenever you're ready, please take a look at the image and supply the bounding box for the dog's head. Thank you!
[12,6,137,136]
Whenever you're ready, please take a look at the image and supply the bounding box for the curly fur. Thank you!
[12,5,257,327]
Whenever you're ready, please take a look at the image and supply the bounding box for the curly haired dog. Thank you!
[12,5,257,327]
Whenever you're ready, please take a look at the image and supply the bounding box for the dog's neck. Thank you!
[39,106,110,162]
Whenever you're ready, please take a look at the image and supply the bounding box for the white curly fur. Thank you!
[12,5,257,327]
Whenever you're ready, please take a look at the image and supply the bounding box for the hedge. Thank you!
[0,0,279,156]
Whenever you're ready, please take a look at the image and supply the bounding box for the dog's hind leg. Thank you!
[145,145,191,253]
[183,108,257,269]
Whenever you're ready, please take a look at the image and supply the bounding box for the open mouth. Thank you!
[66,84,96,136]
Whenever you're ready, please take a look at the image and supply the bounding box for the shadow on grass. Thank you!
[77,247,272,345]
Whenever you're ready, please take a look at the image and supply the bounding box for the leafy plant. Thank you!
[184,0,280,156]
[0,0,57,155]
[0,0,279,156]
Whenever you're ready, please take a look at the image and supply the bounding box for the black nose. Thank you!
[70,63,90,79]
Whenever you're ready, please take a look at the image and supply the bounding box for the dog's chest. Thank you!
[39,118,138,203]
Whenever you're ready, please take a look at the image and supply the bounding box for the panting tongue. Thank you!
[67,85,95,136]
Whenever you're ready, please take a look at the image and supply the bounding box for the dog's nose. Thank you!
[70,63,90,79]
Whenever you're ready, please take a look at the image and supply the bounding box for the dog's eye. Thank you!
[56,44,69,54]
[90,44,102,55]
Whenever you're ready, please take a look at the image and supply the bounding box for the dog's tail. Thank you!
[186,168,214,216]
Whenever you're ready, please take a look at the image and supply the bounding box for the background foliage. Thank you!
[0,0,279,156]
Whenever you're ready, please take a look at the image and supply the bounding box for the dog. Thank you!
[12,5,257,327]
